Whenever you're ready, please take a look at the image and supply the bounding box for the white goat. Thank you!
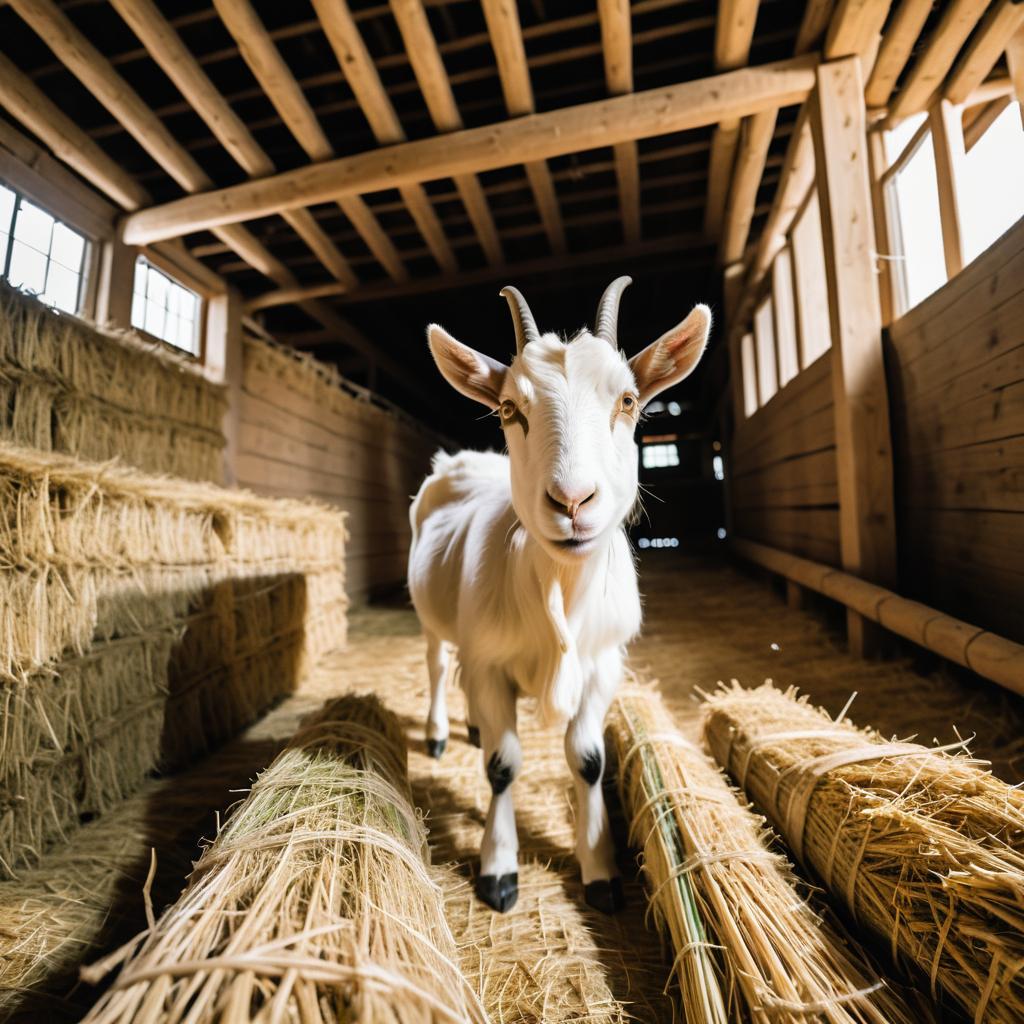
[408,277,710,914]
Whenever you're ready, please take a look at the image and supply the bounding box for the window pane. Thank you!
[959,104,1024,264]
[773,247,799,387]
[133,259,148,296]
[642,443,679,469]
[884,112,926,163]
[146,265,168,305]
[131,288,146,327]
[791,191,832,365]
[754,296,777,405]
[13,199,54,254]
[130,256,202,355]
[891,133,946,311]
[8,240,48,293]
[741,332,758,417]
[0,185,15,260]
[51,222,85,272]
[40,263,79,313]
[145,297,165,337]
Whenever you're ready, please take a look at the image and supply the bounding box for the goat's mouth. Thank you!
[552,534,597,555]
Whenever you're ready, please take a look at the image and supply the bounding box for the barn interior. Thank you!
[0,1,1023,1021]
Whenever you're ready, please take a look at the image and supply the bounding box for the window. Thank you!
[741,332,758,417]
[0,183,89,314]
[790,191,832,366]
[883,115,947,314]
[754,296,777,405]
[641,443,679,469]
[772,246,799,387]
[131,257,202,355]
[958,103,1024,264]
[712,454,724,481]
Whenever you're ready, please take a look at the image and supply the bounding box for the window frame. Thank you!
[130,251,209,361]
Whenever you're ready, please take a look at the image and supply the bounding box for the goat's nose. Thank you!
[545,484,597,520]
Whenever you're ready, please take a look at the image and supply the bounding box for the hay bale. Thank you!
[81,694,487,1024]
[608,687,930,1023]
[0,283,226,482]
[703,682,1024,1022]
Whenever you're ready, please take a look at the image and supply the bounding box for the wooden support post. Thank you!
[95,238,136,330]
[866,128,895,325]
[1006,27,1024,128]
[809,57,897,656]
[929,98,965,278]
[785,578,805,610]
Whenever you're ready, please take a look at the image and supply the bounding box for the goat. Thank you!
[407,277,710,914]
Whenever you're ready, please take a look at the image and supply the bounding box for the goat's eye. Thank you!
[619,392,639,416]
[499,400,517,421]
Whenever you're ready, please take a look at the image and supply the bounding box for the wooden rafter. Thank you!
[121,56,818,245]
[6,0,298,290]
[864,0,933,108]
[107,0,358,292]
[598,0,641,245]
[480,0,567,255]
[824,0,893,59]
[946,0,1024,105]
[389,0,503,265]
[795,0,836,54]
[719,109,778,265]
[963,94,1012,148]
[705,0,761,239]
[310,0,456,275]
[888,0,992,122]
[212,0,407,284]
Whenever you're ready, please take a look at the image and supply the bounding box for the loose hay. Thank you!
[80,694,488,1024]
[0,282,226,482]
[608,687,930,1023]
[703,681,1024,1022]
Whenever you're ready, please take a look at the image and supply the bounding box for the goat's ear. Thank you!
[628,304,711,405]
[427,324,508,409]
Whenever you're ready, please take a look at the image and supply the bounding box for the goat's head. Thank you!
[427,277,711,562]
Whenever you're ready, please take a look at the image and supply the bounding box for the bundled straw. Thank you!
[703,682,1024,1022]
[607,687,928,1024]
[81,694,488,1024]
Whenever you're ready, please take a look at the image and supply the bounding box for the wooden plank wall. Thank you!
[731,351,840,565]
[235,337,444,604]
[887,217,1024,644]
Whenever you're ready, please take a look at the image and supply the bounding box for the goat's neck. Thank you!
[521,529,613,619]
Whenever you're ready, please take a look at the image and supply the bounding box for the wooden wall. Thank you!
[731,351,840,565]
[887,218,1024,644]
[235,337,444,604]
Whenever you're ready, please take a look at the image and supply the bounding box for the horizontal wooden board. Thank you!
[733,404,836,475]
[898,507,1024,577]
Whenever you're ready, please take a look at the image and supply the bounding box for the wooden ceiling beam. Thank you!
[718,108,778,265]
[212,0,406,284]
[864,0,933,108]
[310,0,457,275]
[946,0,1024,105]
[108,0,358,291]
[389,0,503,265]
[598,0,641,245]
[704,0,760,239]
[824,0,893,60]
[795,0,836,55]
[481,0,567,255]
[888,0,992,122]
[122,55,818,245]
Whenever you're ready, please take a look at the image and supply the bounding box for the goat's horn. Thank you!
[594,275,632,349]
[499,285,541,356]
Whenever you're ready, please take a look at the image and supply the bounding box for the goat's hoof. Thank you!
[584,877,625,915]
[476,872,518,913]
[467,725,481,748]
[425,738,446,759]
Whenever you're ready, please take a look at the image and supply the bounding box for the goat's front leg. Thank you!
[565,647,624,914]
[474,672,520,912]
[424,631,450,758]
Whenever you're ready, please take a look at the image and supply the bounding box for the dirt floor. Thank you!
[7,548,1024,1022]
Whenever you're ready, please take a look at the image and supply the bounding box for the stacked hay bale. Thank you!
[704,683,1024,1022]
[0,439,348,877]
[81,694,488,1024]
[0,282,226,482]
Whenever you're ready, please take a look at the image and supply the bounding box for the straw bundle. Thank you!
[81,694,488,1024]
[703,682,1024,1022]
[607,687,929,1024]
[0,282,226,482]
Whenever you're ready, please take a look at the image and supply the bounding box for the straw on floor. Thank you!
[607,686,930,1024]
[80,693,488,1024]
[0,282,226,483]
[703,681,1024,1023]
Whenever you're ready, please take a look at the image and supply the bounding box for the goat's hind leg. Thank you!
[424,631,450,758]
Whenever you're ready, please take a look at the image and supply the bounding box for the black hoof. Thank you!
[467,725,481,748]
[584,877,625,915]
[425,737,446,759]
[476,872,518,913]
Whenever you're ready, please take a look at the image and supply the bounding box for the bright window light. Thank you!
[772,247,799,387]
[641,443,679,469]
[959,104,1024,263]
[0,185,88,314]
[717,527,727,540]
[712,454,724,481]
[790,191,832,366]
[637,537,680,549]
[754,296,777,404]
[886,123,946,312]
[741,332,758,417]
[132,257,201,356]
